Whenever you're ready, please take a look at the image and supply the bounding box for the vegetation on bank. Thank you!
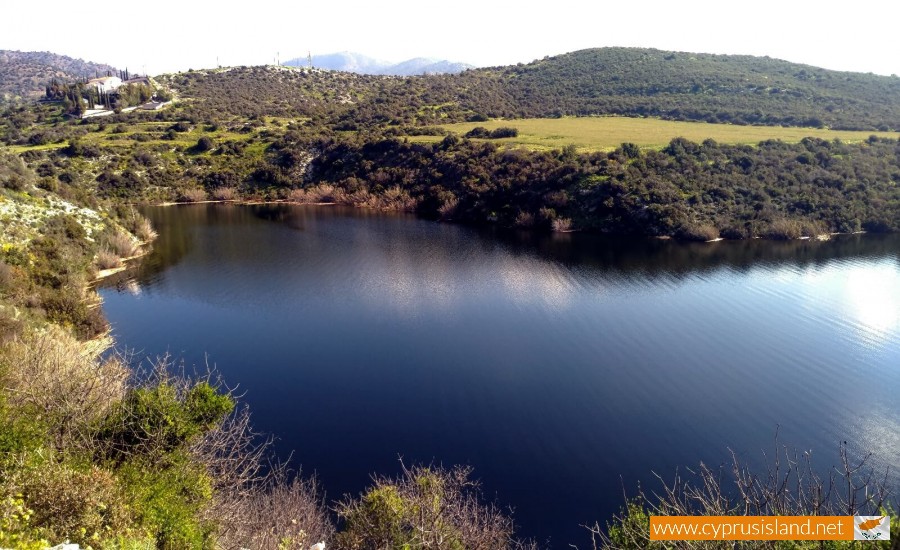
[296,134,900,239]
[2,100,898,240]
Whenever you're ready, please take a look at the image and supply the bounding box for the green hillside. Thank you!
[462,48,900,130]
[0,50,118,103]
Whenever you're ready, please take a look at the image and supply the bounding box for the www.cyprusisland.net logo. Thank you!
[854,516,890,540]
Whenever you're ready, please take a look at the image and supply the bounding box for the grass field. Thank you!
[413,117,900,152]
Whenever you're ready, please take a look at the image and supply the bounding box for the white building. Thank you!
[86,76,122,93]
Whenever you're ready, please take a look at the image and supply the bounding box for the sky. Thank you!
[4,0,900,76]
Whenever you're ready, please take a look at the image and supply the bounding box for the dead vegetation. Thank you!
[588,433,895,549]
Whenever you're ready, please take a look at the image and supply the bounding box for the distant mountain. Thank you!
[283,51,473,76]
[387,57,473,76]
[0,50,118,102]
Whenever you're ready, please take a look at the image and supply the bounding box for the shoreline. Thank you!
[147,199,874,243]
[92,249,150,283]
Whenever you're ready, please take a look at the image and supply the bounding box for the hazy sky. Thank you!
[4,1,900,76]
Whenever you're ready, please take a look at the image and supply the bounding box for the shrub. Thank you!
[514,212,535,228]
[118,453,215,550]
[97,373,235,461]
[213,474,334,550]
[211,187,237,201]
[288,188,310,203]
[181,188,208,203]
[0,495,49,550]
[588,441,896,550]
[0,152,36,191]
[0,314,24,345]
[10,458,134,547]
[40,288,108,340]
[464,126,491,138]
[764,218,802,240]
[552,217,573,232]
[336,464,531,550]
[62,139,101,158]
[195,136,214,152]
[96,248,122,270]
[489,127,518,138]
[0,261,14,292]
[134,217,158,242]
[104,231,140,258]
[677,223,720,241]
[2,327,127,446]
[438,197,459,219]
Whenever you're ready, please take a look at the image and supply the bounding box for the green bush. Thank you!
[12,457,135,548]
[40,288,107,340]
[336,464,526,550]
[98,380,234,461]
[0,152,36,191]
[118,454,214,550]
[0,495,49,550]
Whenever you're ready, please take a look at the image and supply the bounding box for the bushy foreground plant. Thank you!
[335,463,536,550]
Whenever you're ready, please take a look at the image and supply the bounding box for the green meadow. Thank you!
[416,116,900,152]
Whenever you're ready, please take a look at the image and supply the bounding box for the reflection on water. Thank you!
[99,204,900,547]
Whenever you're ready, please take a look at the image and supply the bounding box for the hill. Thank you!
[459,48,900,130]
[283,51,473,75]
[0,50,117,102]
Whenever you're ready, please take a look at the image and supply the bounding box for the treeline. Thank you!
[280,134,900,240]
[45,79,155,116]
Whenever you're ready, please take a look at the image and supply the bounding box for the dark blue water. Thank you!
[99,204,900,547]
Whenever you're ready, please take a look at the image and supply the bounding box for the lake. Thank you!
[98,204,900,547]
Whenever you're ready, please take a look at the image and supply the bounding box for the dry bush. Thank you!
[5,457,134,547]
[134,216,158,242]
[438,197,459,220]
[289,188,312,203]
[336,463,536,550]
[347,189,372,206]
[181,188,208,203]
[104,231,140,258]
[184,367,333,548]
[764,219,803,240]
[212,471,334,550]
[0,261,14,291]
[95,248,122,270]
[307,184,338,203]
[382,186,416,211]
[678,223,720,242]
[213,187,238,201]
[2,327,128,449]
[514,212,535,228]
[551,217,573,232]
[587,437,893,550]
[0,311,24,345]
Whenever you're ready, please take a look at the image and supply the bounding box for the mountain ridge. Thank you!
[282,51,473,75]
